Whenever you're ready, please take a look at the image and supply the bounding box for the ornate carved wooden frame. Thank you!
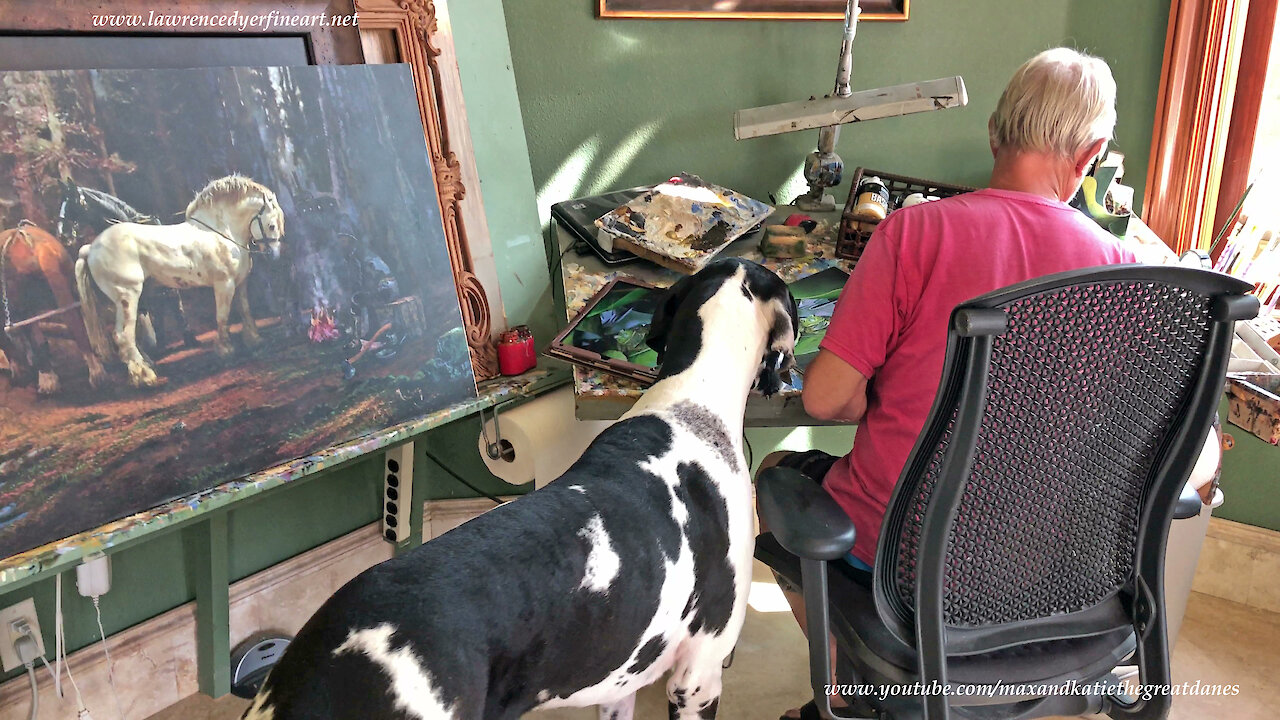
[353,0,501,379]
[0,0,502,379]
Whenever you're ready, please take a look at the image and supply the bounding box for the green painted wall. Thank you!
[503,0,1169,218]
[1065,0,1170,214]
[498,0,1174,504]
[1216,399,1280,532]
[451,0,559,347]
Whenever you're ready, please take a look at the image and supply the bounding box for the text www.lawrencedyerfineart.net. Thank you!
[90,11,359,31]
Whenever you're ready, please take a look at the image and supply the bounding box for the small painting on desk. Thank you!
[549,278,662,386]
[785,266,848,390]
[548,267,848,390]
[598,0,908,21]
[0,65,475,559]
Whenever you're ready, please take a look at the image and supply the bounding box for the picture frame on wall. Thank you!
[597,0,909,21]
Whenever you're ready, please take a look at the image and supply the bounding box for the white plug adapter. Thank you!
[76,554,111,598]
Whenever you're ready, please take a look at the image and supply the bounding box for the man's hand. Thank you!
[801,349,869,422]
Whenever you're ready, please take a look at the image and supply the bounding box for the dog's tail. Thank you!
[75,247,113,360]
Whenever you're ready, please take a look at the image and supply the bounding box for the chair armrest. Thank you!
[1173,481,1204,521]
[757,466,856,561]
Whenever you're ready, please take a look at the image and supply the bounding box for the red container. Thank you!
[498,325,536,375]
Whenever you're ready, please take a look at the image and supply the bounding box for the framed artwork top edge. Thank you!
[595,12,908,21]
[595,0,909,21]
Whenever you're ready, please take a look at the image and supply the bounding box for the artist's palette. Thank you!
[595,173,772,274]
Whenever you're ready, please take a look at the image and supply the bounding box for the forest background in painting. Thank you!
[0,65,475,559]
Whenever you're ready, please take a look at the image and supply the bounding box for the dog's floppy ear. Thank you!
[753,291,800,398]
[645,273,696,361]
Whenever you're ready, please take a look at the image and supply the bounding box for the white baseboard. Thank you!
[1192,517,1280,614]
[423,495,516,541]
[0,497,504,720]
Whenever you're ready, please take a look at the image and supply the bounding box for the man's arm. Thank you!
[801,349,869,423]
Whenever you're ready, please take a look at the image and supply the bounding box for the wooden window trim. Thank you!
[1143,0,1252,255]
[1212,0,1279,256]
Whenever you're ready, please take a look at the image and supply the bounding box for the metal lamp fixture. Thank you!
[733,0,968,211]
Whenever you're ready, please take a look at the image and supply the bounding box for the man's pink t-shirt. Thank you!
[819,187,1137,566]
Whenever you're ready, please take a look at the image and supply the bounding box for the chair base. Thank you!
[757,533,1138,720]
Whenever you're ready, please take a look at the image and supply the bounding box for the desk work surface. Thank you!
[551,200,1174,426]
[553,205,854,426]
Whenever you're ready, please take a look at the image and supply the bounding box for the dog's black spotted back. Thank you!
[248,417,700,719]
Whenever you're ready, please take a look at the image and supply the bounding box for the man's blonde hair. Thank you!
[988,47,1117,157]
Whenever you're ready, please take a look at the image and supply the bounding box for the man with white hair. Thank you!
[760,47,1137,720]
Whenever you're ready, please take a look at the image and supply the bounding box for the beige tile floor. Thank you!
[148,561,1280,720]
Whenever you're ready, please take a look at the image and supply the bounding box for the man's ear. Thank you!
[645,274,695,361]
[1075,138,1108,178]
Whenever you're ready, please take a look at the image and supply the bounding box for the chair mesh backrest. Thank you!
[884,280,1214,628]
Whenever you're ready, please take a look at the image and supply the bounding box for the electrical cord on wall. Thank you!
[423,447,506,505]
[44,572,93,719]
[92,597,127,720]
[57,595,90,717]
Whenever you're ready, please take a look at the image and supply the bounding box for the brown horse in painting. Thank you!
[0,220,106,393]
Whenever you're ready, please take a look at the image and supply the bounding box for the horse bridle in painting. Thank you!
[249,194,273,246]
[188,193,277,254]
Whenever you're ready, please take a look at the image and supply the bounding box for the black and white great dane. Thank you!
[243,257,799,720]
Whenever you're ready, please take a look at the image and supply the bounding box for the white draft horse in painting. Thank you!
[75,175,285,387]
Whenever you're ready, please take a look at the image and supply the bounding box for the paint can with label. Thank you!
[851,176,890,221]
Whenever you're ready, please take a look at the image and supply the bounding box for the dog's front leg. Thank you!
[598,693,636,720]
[666,641,726,720]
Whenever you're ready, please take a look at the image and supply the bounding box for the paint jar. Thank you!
[851,176,890,221]
[901,192,928,208]
[498,325,536,376]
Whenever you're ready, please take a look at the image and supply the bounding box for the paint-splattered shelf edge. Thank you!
[0,368,563,590]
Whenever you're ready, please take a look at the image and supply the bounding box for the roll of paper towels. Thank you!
[478,386,612,488]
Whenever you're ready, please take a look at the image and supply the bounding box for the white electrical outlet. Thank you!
[0,598,45,672]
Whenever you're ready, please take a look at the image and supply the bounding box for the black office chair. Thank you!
[755,265,1258,720]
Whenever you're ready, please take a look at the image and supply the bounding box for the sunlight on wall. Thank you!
[535,135,601,222]
[604,28,642,53]
[587,120,663,196]
[781,426,815,450]
[748,580,794,613]
[774,162,809,207]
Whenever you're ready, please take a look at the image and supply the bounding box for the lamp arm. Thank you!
[833,0,860,99]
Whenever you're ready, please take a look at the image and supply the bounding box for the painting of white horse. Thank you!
[76,176,284,387]
[0,64,475,560]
